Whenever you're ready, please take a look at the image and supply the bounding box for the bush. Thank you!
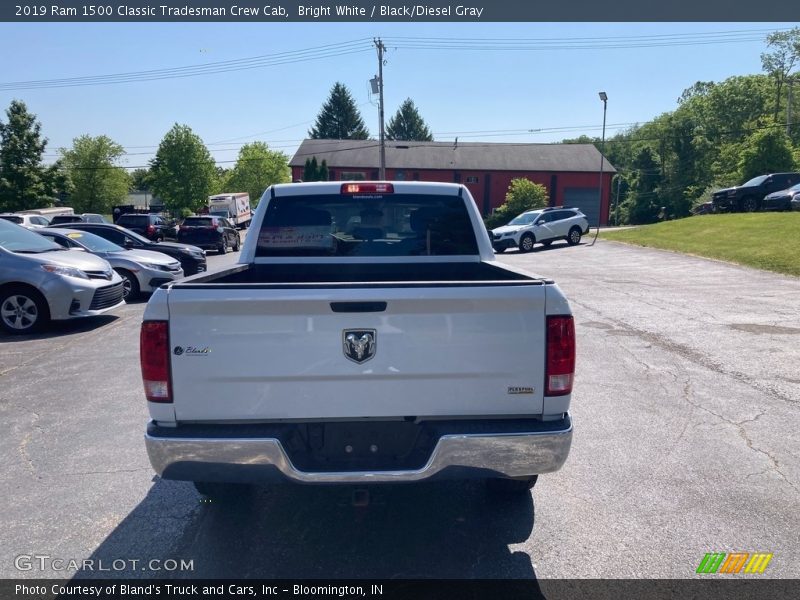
[484,178,548,229]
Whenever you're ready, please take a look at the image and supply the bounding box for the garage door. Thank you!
[564,187,601,226]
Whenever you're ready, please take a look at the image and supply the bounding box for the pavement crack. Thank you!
[679,379,798,493]
[570,297,798,407]
[62,467,152,476]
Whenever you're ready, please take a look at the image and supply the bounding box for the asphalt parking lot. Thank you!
[1,238,798,579]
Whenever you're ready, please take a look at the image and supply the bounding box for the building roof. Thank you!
[290,139,616,173]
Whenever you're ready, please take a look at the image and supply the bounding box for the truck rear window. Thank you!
[255,194,479,257]
[182,217,213,227]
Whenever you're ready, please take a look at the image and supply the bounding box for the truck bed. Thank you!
[174,261,548,286]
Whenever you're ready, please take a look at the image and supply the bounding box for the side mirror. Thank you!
[123,238,134,248]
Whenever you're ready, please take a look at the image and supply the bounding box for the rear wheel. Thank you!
[218,237,228,255]
[567,226,582,246]
[116,269,140,300]
[518,233,535,253]
[487,476,538,496]
[233,234,241,252]
[740,196,758,212]
[0,286,50,335]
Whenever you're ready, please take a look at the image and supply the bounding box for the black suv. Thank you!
[712,173,800,212]
[58,222,207,275]
[115,213,174,242]
[177,216,241,254]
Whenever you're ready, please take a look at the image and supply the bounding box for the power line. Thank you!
[0,29,788,92]
[0,39,374,91]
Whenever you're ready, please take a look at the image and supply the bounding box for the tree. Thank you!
[0,100,56,212]
[59,135,130,214]
[309,82,369,139]
[761,28,800,120]
[221,142,290,206]
[737,127,795,181]
[130,168,151,192]
[386,98,433,141]
[303,156,319,181]
[149,124,216,214]
[484,178,548,228]
[623,147,663,224]
[301,156,330,182]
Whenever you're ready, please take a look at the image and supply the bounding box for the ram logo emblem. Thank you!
[343,329,377,364]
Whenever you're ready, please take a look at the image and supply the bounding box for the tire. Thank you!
[193,481,250,500]
[487,475,538,496]
[567,226,582,246]
[116,269,140,300]
[518,233,535,253]
[218,237,228,255]
[740,196,758,212]
[233,234,241,252]
[494,247,506,253]
[155,235,164,243]
[0,286,50,335]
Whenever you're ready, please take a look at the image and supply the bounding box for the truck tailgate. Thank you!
[166,283,547,421]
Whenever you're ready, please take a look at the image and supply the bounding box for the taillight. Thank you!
[147,225,155,234]
[140,321,171,403]
[545,315,575,396]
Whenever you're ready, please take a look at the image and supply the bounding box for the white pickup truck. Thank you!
[141,181,574,497]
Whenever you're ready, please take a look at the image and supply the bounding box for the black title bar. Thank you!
[2,1,800,22]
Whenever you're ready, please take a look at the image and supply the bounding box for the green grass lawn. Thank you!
[601,213,800,277]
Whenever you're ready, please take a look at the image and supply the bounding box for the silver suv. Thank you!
[491,207,589,253]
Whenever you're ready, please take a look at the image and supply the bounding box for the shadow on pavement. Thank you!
[74,477,538,579]
[0,314,119,342]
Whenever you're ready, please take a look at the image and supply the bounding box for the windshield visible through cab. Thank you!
[508,213,539,226]
[742,175,769,187]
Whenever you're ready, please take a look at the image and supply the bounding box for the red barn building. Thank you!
[289,139,616,225]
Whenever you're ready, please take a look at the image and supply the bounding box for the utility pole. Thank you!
[374,38,386,180]
[788,76,794,136]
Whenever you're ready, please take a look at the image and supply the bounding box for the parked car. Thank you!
[48,215,85,225]
[81,213,112,224]
[38,228,183,300]
[0,219,124,334]
[177,215,241,254]
[0,213,50,228]
[712,173,800,212]
[761,182,800,211]
[115,213,174,242]
[60,223,206,275]
[491,207,589,252]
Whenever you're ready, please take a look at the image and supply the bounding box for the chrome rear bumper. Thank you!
[145,416,572,484]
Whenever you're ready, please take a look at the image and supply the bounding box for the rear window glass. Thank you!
[255,193,478,257]
[117,215,147,225]
[0,215,23,224]
[182,217,213,227]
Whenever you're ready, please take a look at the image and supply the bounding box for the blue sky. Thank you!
[0,22,794,168]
